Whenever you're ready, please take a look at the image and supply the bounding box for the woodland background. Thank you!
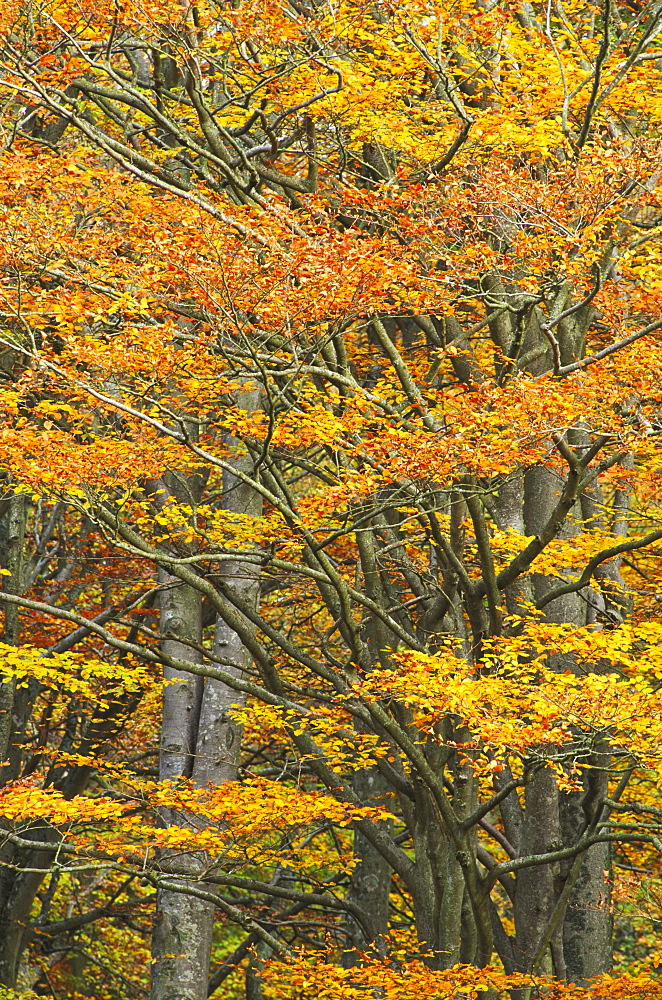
[1,0,662,998]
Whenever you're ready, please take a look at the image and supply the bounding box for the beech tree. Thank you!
[1,1,662,998]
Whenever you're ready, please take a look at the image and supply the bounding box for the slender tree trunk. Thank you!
[518,466,612,981]
[343,509,395,964]
[0,492,26,760]
[151,387,262,1000]
[0,491,28,987]
[512,766,561,975]
[343,768,392,961]
[151,574,210,1000]
[191,408,263,789]
[559,746,612,984]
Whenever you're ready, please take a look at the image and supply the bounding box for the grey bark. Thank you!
[0,492,26,765]
[559,748,613,984]
[151,574,212,1000]
[159,575,204,786]
[151,386,262,1000]
[512,767,561,974]
[342,509,396,963]
[506,465,613,982]
[343,768,392,961]
[191,401,263,789]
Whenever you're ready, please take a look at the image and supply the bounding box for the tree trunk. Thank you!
[0,492,26,763]
[151,387,262,1000]
[151,574,211,1000]
[343,768,392,962]
[514,465,612,981]
[559,747,613,984]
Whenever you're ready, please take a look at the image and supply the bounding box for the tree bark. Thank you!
[151,574,210,1000]
[151,386,262,1000]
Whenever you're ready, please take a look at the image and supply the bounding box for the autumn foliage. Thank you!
[1,0,662,998]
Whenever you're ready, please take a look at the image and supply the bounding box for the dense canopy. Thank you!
[1,1,662,998]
